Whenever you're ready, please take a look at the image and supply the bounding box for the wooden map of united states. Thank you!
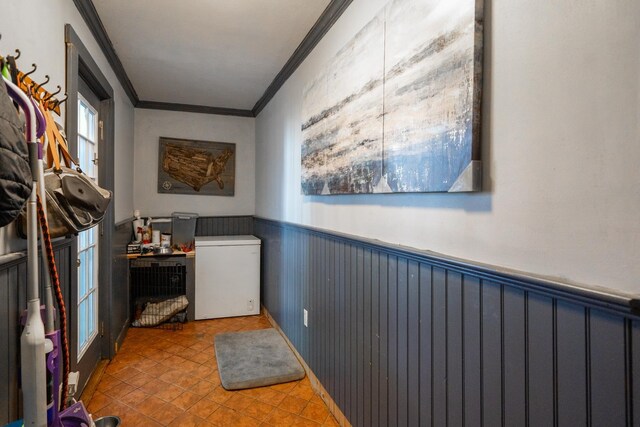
[162,144,233,192]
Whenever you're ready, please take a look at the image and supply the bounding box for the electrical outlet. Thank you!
[248,299,255,311]
[303,309,308,327]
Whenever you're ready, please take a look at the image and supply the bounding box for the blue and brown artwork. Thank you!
[301,0,483,194]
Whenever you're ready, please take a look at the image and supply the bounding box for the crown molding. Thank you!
[252,0,353,116]
[136,101,254,118]
[72,0,138,104]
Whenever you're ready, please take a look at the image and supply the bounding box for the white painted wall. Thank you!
[133,109,255,217]
[255,0,640,295]
[0,0,135,254]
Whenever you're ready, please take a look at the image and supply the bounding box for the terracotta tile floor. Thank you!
[85,314,339,426]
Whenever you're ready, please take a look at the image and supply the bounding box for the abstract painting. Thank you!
[301,0,483,194]
[157,137,235,196]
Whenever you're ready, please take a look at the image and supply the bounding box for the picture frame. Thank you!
[157,137,236,196]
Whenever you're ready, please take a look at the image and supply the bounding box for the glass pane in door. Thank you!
[77,95,99,360]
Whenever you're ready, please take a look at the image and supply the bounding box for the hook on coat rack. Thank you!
[33,74,49,95]
[44,85,61,102]
[54,93,68,108]
[13,49,20,60]
[21,63,37,83]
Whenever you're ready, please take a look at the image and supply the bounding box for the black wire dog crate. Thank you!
[130,258,188,330]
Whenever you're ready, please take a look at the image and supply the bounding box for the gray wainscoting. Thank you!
[0,220,131,423]
[111,221,132,355]
[196,215,254,236]
[0,239,73,423]
[254,217,639,427]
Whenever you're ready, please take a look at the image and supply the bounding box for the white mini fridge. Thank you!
[194,235,261,320]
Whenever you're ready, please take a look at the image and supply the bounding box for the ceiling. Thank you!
[92,0,331,111]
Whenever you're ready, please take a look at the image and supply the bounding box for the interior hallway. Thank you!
[83,314,338,426]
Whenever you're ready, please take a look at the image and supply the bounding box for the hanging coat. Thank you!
[0,79,32,227]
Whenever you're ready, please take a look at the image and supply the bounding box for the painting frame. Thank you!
[301,0,484,195]
[157,136,236,196]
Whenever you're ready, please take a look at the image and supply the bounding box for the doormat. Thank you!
[214,328,305,390]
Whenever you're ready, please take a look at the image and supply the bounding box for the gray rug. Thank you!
[214,328,305,390]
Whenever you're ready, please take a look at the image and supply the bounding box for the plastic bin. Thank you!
[172,212,198,251]
[150,217,172,235]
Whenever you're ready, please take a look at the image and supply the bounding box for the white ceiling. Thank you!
[93,0,330,110]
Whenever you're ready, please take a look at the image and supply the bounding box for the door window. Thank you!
[77,94,99,360]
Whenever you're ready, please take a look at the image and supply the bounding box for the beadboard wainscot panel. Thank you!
[196,215,254,236]
[111,220,133,354]
[254,217,640,427]
[0,239,73,424]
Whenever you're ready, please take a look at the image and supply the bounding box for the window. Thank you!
[77,94,99,359]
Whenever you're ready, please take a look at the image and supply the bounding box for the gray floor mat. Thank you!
[214,328,305,390]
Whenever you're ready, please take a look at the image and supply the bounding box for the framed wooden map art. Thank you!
[157,137,236,196]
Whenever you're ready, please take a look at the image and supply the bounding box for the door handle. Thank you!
[76,259,81,268]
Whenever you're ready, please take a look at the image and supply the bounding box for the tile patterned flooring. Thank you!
[85,314,339,426]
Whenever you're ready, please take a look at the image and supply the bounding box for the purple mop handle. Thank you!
[2,76,35,141]
[30,96,46,139]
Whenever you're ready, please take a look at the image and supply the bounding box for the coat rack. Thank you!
[1,37,66,116]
